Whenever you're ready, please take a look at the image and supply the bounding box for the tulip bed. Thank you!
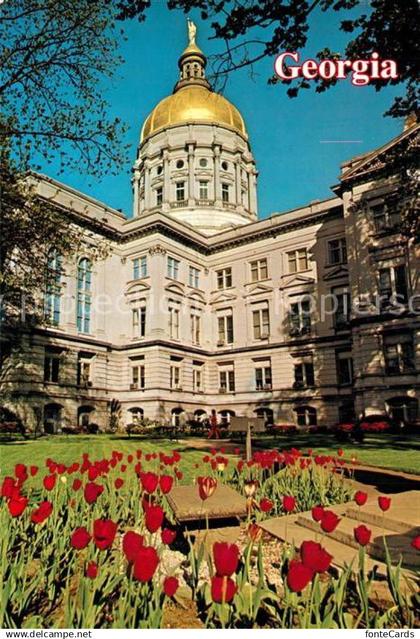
[1,445,418,629]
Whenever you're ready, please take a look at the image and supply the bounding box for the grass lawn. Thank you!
[0,431,419,477]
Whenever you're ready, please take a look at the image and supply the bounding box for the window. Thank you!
[221,161,229,171]
[378,265,408,308]
[44,249,62,326]
[287,248,308,273]
[289,299,311,335]
[216,268,232,289]
[332,289,351,329]
[44,351,60,383]
[132,365,145,390]
[169,307,180,339]
[176,181,185,201]
[199,158,208,168]
[328,238,347,265]
[295,406,317,427]
[217,312,234,345]
[176,159,184,169]
[191,313,201,345]
[336,352,353,386]
[129,407,144,424]
[133,256,147,280]
[383,333,415,374]
[250,258,268,282]
[252,307,270,339]
[199,181,208,200]
[255,366,272,390]
[222,183,229,202]
[189,266,200,288]
[219,369,235,392]
[155,187,163,205]
[167,256,180,280]
[132,307,146,338]
[156,165,163,175]
[371,203,400,232]
[77,258,92,333]
[294,362,315,388]
[77,357,92,386]
[170,365,181,389]
[193,366,203,392]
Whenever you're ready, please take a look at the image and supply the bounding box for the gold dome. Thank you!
[141,85,247,141]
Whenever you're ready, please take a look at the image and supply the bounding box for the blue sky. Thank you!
[40,2,403,219]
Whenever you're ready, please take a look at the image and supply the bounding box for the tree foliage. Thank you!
[117,0,419,118]
[0,0,128,177]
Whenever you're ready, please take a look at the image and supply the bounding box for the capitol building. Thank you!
[3,28,419,433]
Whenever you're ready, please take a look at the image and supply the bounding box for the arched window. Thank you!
[171,407,184,427]
[255,407,274,425]
[386,396,418,425]
[44,249,62,325]
[128,407,144,424]
[77,258,92,333]
[218,409,236,425]
[294,405,317,427]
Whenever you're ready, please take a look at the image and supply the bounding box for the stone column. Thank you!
[144,161,151,211]
[163,149,170,212]
[214,145,221,205]
[132,169,140,217]
[188,143,195,205]
[235,154,242,207]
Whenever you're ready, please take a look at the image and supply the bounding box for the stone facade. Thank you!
[1,36,419,434]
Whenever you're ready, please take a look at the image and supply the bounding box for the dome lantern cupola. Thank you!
[175,20,210,91]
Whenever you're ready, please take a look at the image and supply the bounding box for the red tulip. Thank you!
[85,562,98,579]
[163,576,179,597]
[260,498,274,513]
[72,478,82,491]
[30,465,39,477]
[247,523,263,542]
[31,501,53,524]
[71,527,91,550]
[8,495,28,517]
[133,546,159,582]
[88,466,99,481]
[213,542,239,577]
[311,505,324,522]
[93,519,117,550]
[140,472,159,494]
[114,477,124,489]
[283,495,296,513]
[161,528,177,545]
[1,476,18,499]
[286,560,313,592]
[411,536,420,551]
[337,448,344,457]
[354,524,372,546]
[378,496,391,512]
[354,491,368,506]
[211,575,237,603]
[43,474,56,491]
[145,504,164,533]
[300,541,332,573]
[320,510,341,533]
[127,454,133,464]
[15,463,28,482]
[197,476,217,501]
[123,531,144,562]
[159,475,174,494]
[175,470,183,481]
[84,482,104,504]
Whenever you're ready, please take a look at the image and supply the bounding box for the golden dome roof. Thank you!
[141,85,247,141]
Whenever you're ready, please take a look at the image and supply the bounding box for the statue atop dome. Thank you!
[187,19,197,45]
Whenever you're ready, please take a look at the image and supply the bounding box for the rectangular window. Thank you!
[176,182,185,202]
[77,359,92,386]
[371,203,401,232]
[191,313,201,345]
[44,251,62,326]
[170,365,181,389]
[379,265,408,308]
[289,299,311,335]
[199,181,208,200]
[383,333,415,374]
[167,256,180,280]
[219,369,235,392]
[216,267,232,289]
[222,183,229,202]
[189,266,200,288]
[255,366,272,390]
[250,258,268,282]
[169,307,180,339]
[132,307,146,338]
[294,362,315,388]
[333,290,351,329]
[44,354,60,383]
[193,368,202,392]
[156,187,163,205]
[133,256,147,280]
[287,248,308,273]
[252,307,270,339]
[218,313,234,345]
[132,365,145,390]
[328,238,347,265]
[336,352,353,386]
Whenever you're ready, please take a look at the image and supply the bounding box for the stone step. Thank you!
[296,514,420,569]
[345,505,420,536]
